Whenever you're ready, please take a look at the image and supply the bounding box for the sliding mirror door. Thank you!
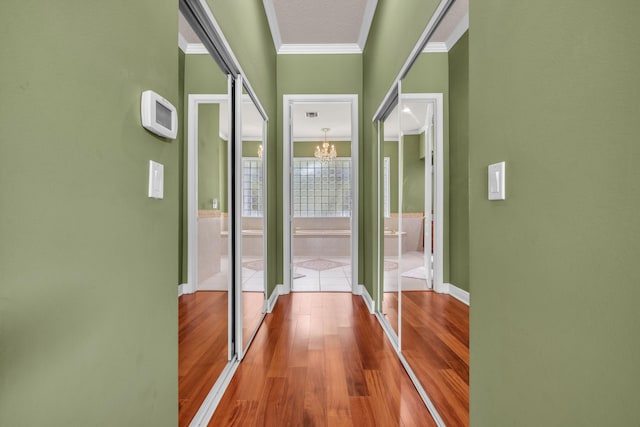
[235,82,267,358]
[378,87,402,343]
[179,9,233,425]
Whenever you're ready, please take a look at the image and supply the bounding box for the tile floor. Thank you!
[198,256,265,292]
[292,256,352,292]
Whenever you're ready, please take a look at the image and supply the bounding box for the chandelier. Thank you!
[314,128,337,162]
[257,144,263,158]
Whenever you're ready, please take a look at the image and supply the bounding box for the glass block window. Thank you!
[242,158,263,217]
[384,157,390,217]
[293,158,351,217]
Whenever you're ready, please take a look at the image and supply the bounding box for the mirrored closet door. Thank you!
[235,80,268,359]
[378,84,402,345]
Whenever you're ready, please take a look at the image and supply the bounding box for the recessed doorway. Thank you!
[283,95,359,293]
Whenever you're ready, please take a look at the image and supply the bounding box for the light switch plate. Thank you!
[488,161,505,200]
[148,160,164,199]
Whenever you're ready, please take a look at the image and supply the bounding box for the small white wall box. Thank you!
[488,161,506,200]
[148,160,164,199]
[141,90,178,139]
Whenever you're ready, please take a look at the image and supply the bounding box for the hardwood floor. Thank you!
[209,293,437,426]
[402,291,469,427]
[179,291,229,427]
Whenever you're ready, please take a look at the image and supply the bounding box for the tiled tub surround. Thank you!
[384,213,425,256]
[292,217,351,257]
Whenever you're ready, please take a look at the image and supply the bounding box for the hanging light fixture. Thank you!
[314,128,337,162]
[257,144,263,158]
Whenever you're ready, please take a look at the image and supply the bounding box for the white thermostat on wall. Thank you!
[141,90,178,139]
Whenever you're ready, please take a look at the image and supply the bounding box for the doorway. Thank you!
[283,95,359,294]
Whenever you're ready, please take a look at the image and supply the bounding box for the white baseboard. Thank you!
[446,282,470,305]
[267,285,282,313]
[357,284,375,313]
[178,283,187,297]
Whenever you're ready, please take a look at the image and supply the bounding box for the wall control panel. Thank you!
[148,160,164,199]
[488,161,506,200]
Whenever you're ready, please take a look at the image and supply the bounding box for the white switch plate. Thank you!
[148,160,164,199]
[488,161,505,200]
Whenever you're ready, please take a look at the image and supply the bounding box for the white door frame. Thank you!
[186,93,230,295]
[282,94,359,294]
[400,93,445,294]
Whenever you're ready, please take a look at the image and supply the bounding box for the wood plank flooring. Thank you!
[402,291,469,427]
[179,291,229,427]
[209,293,437,426]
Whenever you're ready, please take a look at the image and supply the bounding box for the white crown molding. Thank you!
[262,0,282,51]
[422,42,448,53]
[178,33,189,53]
[445,12,469,50]
[357,0,378,50]
[184,43,209,55]
[278,43,362,55]
[293,136,352,142]
[421,12,469,53]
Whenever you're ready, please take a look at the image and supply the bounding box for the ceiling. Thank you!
[178,1,469,138]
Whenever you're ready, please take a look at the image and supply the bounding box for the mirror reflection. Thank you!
[381,102,401,338]
[178,10,231,426]
[239,87,267,351]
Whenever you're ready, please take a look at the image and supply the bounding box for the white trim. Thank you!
[262,0,283,52]
[262,0,377,54]
[283,94,359,295]
[422,42,448,53]
[397,353,447,427]
[357,0,378,50]
[373,0,454,120]
[187,94,229,298]
[267,285,283,313]
[194,0,269,121]
[445,12,468,50]
[188,359,240,427]
[185,43,210,55]
[278,43,362,55]
[178,283,187,297]
[357,285,375,313]
[447,283,470,305]
[292,136,352,142]
[420,13,468,53]
[178,33,189,53]
[375,312,399,351]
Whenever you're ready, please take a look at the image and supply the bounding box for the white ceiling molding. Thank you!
[263,0,377,55]
[293,136,352,142]
[184,43,209,54]
[178,33,189,53]
[422,42,448,53]
[421,11,468,53]
[262,0,283,52]
[445,12,468,49]
[357,0,378,50]
[278,43,362,55]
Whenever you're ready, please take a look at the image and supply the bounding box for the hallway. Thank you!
[208,293,438,426]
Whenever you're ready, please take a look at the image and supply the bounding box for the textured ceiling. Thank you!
[292,103,352,140]
[272,0,367,44]
[429,0,469,43]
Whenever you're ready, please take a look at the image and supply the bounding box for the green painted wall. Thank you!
[0,1,179,425]
[384,135,425,214]
[470,1,640,425]
[242,140,263,157]
[363,0,441,297]
[402,134,425,213]
[293,141,352,158]
[277,54,363,285]
[206,0,278,296]
[197,103,221,210]
[401,52,451,281]
[180,52,228,283]
[448,32,469,292]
